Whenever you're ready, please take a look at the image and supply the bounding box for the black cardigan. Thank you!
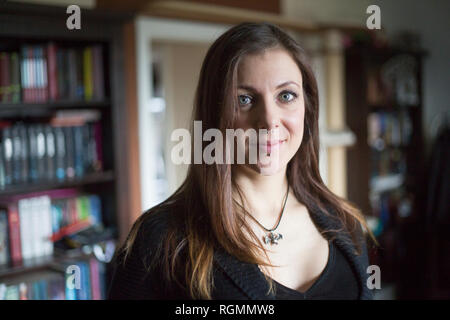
[107,202,374,300]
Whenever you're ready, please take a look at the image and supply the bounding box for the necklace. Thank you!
[234,183,289,245]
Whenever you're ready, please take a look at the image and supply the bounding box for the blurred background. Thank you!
[0,0,448,300]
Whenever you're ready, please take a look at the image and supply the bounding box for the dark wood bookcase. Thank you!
[345,44,428,299]
[0,2,132,299]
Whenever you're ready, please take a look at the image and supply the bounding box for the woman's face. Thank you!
[233,48,305,176]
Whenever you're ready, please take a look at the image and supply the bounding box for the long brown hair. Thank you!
[120,22,376,299]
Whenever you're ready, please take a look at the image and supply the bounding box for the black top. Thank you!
[108,205,373,300]
[272,241,359,300]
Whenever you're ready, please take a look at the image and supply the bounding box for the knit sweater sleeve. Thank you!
[107,211,169,300]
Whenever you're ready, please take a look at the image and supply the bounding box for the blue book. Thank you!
[78,261,92,300]
[73,126,84,178]
[88,195,102,226]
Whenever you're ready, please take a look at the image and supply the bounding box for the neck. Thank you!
[232,165,289,226]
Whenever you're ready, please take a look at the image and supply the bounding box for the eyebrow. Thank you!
[238,81,301,92]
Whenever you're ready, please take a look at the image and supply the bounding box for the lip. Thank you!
[258,140,285,147]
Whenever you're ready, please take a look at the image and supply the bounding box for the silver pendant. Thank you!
[263,231,283,245]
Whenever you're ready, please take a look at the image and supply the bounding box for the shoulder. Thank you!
[107,208,180,299]
[138,209,172,241]
[131,208,177,261]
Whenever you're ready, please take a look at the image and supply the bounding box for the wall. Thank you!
[155,41,209,194]
[282,0,450,153]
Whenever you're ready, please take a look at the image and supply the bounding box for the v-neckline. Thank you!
[269,240,334,296]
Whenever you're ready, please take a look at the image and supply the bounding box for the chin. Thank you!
[253,157,283,176]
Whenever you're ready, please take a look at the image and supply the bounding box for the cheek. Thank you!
[283,107,305,141]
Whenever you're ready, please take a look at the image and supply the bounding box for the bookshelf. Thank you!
[345,44,427,299]
[0,2,132,300]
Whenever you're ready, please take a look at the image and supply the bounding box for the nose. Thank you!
[256,97,280,133]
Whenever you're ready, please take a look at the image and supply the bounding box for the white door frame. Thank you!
[135,17,230,211]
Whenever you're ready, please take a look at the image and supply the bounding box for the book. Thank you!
[39,196,54,257]
[46,42,58,101]
[0,52,11,103]
[92,45,105,101]
[56,48,65,100]
[39,46,48,102]
[1,43,106,104]
[45,124,56,181]
[18,123,28,184]
[0,270,66,300]
[27,46,35,102]
[64,126,75,179]
[7,203,22,264]
[76,49,84,99]
[35,124,47,181]
[83,47,93,101]
[30,197,42,259]
[27,124,38,182]
[54,125,66,181]
[18,198,32,261]
[0,209,9,265]
[20,46,29,102]
[11,125,23,184]
[0,141,4,189]
[73,126,84,178]
[68,48,78,100]
[1,126,13,185]
[78,261,91,300]
[89,257,101,300]
[10,52,21,103]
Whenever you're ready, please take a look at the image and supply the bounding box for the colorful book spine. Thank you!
[2,126,13,185]
[18,198,32,260]
[7,203,22,263]
[0,52,11,103]
[47,42,58,101]
[83,47,93,101]
[89,258,101,300]
[0,209,10,265]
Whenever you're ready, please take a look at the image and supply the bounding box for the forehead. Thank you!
[237,48,303,89]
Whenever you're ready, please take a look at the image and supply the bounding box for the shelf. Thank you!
[0,232,117,279]
[0,100,110,114]
[0,255,55,279]
[0,252,101,280]
[0,171,115,197]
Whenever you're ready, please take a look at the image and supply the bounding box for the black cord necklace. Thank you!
[234,183,289,245]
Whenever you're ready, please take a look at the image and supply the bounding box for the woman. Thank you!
[108,22,376,300]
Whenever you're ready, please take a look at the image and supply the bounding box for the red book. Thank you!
[7,203,22,264]
[69,197,78,225]
[47,43,58,101]
[49,218,92,242]
[89,258,101,300]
